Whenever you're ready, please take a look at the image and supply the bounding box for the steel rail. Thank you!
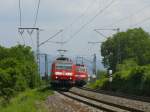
[80,87,150,103]
[58,91,119,112]
[57,90,144,112]
[69,90,144,112]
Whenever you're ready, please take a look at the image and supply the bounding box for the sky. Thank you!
[1,0,150,65]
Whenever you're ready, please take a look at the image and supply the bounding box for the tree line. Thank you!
[90,28,150,96]
[101,28,150,72]
[0,45,41,103]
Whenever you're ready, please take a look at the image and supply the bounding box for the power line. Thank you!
[83,58,93,63]
[25,0,41,48]
[18,27,40,73]
[103,3,150,28]
[88,41,102,44]
[18,0,26,44]
[94,28,119,39]
[94,28,120,64]
[18,0,22,27]
[64,0,97,30]
[33,0,41,27]
[62,0,97,42]
[29,0,41,49]
[131,16,150,27]
[29,34,35,48]
[39,30,63,46]
[94,29,107,38]
[18,29,25,45]
[64,0,116,44]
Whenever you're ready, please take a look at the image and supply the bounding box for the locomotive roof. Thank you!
[53,56,73,63]
[56,57,71,61]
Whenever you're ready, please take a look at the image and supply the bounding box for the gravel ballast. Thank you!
[45,91,103,112]
[70,87,150,112]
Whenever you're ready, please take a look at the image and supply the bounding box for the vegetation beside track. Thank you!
[0,45,42,103]
[89,28,150,97]
[88,70,108,89]
[0,87,53,112]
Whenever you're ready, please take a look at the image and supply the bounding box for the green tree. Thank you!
[0,45,40,102]
[101,28,150,72]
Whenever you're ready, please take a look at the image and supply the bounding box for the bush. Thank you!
[89,78,108,88]
[90,59,150,97]
[106,64,150,96]
[0,45,41,103]
[88,70,108,89]
[96,70,108,79]
[0,68,15,102]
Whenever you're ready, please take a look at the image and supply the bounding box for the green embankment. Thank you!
[0,87,53,112]
[88,60,150,97]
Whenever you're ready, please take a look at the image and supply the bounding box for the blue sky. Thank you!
[1,0,150,62]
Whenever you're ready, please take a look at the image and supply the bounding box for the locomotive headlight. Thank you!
[56,76,58,79]
[70,77,72,80]
[55,72,62,75]
[75,75,79,77]
[66,73,72,76]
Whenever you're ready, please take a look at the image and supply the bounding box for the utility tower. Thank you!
[18,28,63,75]
[18,27,40,73]
[93,53,97,76]
[39,53,49,80]
[94,28,120,65]
[88,41,100,79]
[45,54,48,80]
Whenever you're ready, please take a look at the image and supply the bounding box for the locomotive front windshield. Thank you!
[56,63,72,70]
[76,66,86,72]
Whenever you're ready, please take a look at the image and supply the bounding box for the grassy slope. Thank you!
[0,87,53,112]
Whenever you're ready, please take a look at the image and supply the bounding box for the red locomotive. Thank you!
[50,56,76,87]
[75,64,88,86]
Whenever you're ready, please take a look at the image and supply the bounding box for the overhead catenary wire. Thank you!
[26,0,41,49]
[18,0,25,45]
[63,0,116,44]
[29,0,41,49]
[94,29,107,38]
[21,36,25,45]
[18,0,41,47]
[28,34,35,48]
[64,0,97,30]
[18,29,26,45]
[39,30,63,46]
[93,28,119,42]
[62,0,97,43]
[33,0,41,27]
[88,41,102,44]
[131,16,150,27]
[103,3,150,28]
[19,0,22,27]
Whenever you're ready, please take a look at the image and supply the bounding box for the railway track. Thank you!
[57,88,148,112]
[80,87,150,103]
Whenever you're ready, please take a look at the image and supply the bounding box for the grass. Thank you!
[0,86,54,112]
[87,78,109,89]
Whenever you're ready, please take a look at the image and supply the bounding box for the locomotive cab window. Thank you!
[56,63,72,70]
[76,67,86,72]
